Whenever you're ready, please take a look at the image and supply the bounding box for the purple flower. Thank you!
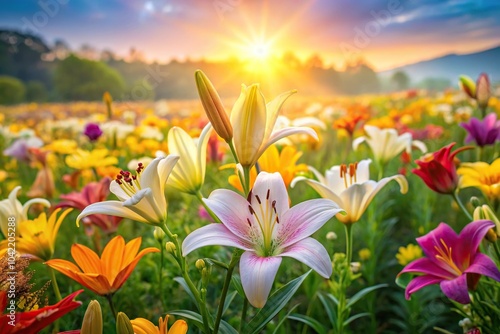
[83,123,103,141]
[460,113,500,147]
[182,172,343,307]
[398,220,500,304]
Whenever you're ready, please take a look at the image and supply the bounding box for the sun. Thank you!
[250,42,271,61]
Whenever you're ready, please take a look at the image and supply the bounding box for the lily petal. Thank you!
[182,224,253,256]
[261,127,317,158]
[77,201,148,226]
[466,253,500,282]
[440,274,470,304]
[456,220,495,263]
[405,274,443,300]
[278,199,343,248]
[240,251,282,308]
[280,237,332,278]
[203,189,259,243]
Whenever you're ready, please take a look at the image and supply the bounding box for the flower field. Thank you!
[1,72,500,334]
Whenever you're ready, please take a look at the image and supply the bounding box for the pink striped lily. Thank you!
[182,172,344,308]
[398,220,500,304]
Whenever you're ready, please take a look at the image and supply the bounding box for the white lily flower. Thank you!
[77,155,179,226]
[352,125,427,166]
[0,186,51,237]
[230,84,317,167]
[292,159,408,224]
[167,123,212,194]
[183,172,343,308]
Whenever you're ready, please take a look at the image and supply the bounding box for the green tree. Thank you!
[391,71,410,90]
[54,54,126,100]
[0,75,26,104]
[26,81,48,102]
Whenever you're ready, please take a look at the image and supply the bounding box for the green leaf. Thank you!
[169,310,238,334]
[288,313,328,334]
[346,284,387,308]
[343,312,370,326]
[395,273,413,289]
[168,310,204,331]
[243,270,312,334]
[271,303,300,334]
[317,293,336,327]
[231,275,245,297]
[222,291,238,316]
[173,277,197,305]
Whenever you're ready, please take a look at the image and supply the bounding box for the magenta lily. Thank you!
[460,113,500,147]
[398,220,500,304]
[182,172,344,308]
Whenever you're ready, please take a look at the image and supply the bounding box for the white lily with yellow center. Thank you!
[166,123,212,194]
[231,84,317,167]
[0,186,51,237]
[77,155,179,226]
[353,125,427,166]
[183,172,343,308]
[292,159,408,224]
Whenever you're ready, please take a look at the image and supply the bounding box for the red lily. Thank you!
[412,142,471,194]
[0,290,83,334]
[55,177,122,234]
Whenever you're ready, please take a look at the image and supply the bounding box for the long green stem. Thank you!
[239,298,249,333]
[160,222,212,333]
[49,267,62,301]
[337,224,354,334]
[227,140,239,165]
[452,192,473,221]
[213,249,242,334]
[493,242,500,262]
[106,294,117,320]
[242,166,251,196]
[196,191,222,223]
[159,240,165,308]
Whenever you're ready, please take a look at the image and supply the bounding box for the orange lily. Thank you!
[45,235,159,296]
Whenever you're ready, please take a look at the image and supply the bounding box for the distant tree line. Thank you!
[0,29,451,104]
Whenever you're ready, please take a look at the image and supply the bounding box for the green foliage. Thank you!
[26,80,48,102]
[0,75,26,104]
[54,54,126,100]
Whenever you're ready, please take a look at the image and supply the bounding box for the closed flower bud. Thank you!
[326,231,337,240]
[153,226,166,242]
[116,312,134,334]
[195,259,206,270]
[165,241,177,254]
[195,70,233,142]
[81,300,102,334]
[473,204,500,238]
[459,75,476,99]
[476,73,491,110]
[350,262,361,273]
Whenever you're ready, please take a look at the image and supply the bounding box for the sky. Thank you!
[1,0,500,70]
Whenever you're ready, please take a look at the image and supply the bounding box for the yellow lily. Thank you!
[167,123,212,194]
[0,186,50,237]
[0,208,72,261]
[131,315,188,334]
[65,148,118,170]
[230,84,317,167]
[458,158,500,201]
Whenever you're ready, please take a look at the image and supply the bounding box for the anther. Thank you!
[247,218,252,227]
[248,205,255,215]
[255,195,261,204]
[266,189,270,200]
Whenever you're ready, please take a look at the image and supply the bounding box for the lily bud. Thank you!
[195,259,206,270]
[103,91,113,120]
[195,70,233,142]
[459,75,476,99]
[476,73,490,110]
[473,204,500,239]
[165,241,177,254]
[116,312,134,334]
[81,300,102,334]
[153,226,166,243]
